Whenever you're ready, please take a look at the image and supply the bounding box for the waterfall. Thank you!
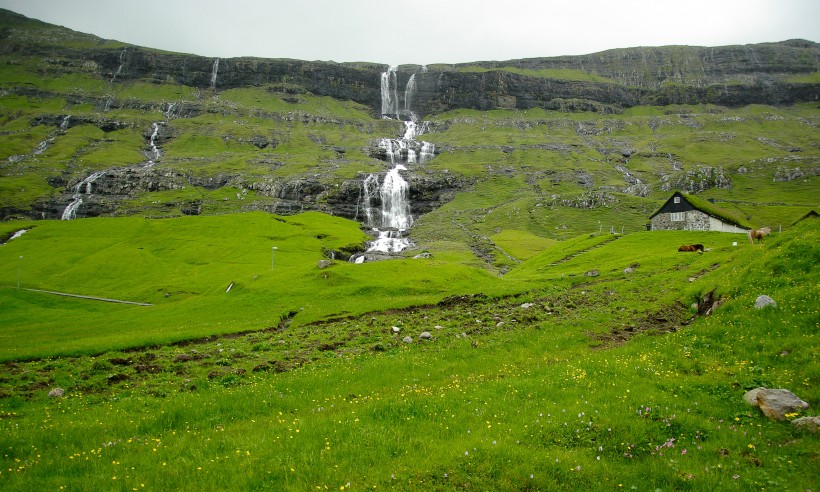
[60,115,71,131]
[61,171,105,220]
[110,48,127,84]
[404,74,416,115]
[210,58,220,90]
[380,165,412,230]
[145,123,161,168]
[380,66,399,117]
[354,67,439,260]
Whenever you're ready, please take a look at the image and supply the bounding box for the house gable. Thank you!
[649,192,750,232]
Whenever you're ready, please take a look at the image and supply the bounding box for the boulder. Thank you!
[754,295,777,309]
[623,267,634,274]
[743,387,765,406]
[317,259,333,269]
[584,269,599,277]
[751,388,810,420]
[48,387,65,398]
[402,336,413,344]
[791,416,820,433]
[419,332,432,340]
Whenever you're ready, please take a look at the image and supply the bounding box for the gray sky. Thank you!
[1,0,818,65]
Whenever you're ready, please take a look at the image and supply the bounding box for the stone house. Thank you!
[649,192,749,233]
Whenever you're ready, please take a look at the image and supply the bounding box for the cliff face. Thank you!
[2,6,816,118]
[22,40,818,117]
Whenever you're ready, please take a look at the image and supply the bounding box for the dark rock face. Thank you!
[6,33,816,119]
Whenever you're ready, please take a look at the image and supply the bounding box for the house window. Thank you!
[673,196,681,204]
[670,212,685,222]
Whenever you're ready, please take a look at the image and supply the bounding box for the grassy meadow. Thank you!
[0,212,817,491]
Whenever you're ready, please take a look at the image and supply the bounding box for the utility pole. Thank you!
[271,247,277,271]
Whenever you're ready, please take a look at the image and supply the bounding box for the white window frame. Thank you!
[673,196,681,204]
[670,212,685,222]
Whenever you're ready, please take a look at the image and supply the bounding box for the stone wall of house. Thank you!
[651,210,710,231]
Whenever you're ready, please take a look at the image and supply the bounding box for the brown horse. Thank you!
[748,227,771,245]
[678,244,705,252]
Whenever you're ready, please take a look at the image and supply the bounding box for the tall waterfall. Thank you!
[110,48,127,84]
[62,171,106,220]
[380,66,399,117]
[355,66,437,259]
[210,58,220,90]
[145,122,161,168]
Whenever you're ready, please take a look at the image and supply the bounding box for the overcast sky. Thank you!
[1,0,818,65]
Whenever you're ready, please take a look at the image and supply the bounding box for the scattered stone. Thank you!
[496,322,505,328]
[174,353,193,362]
[688,277,696,282]
[434,325,444,330]
[585,269,599,277]
[317,259,333,269]
[754,295,777,309]
[419,332,432,340]
[413,252,432,259]
[791,416,820,433]
[391,326,401,334]
[402,336,413,344]
[748,388,810,420]
[48,388,65,398]
[623,267,635,274]
[520,303,534,309]
[779,350,790,357]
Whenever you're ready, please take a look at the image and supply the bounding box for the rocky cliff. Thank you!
[2,9,817,118]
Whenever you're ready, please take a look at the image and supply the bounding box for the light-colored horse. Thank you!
[748,227,771,244]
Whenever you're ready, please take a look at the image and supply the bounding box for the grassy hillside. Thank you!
[0,217,816,490]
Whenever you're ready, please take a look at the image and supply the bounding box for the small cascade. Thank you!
[163,102,176,120]
[110,48,127,84]
[60,115,71,131]
[61,171,105,220]
[210,58,220,90]
[145,122,161,167]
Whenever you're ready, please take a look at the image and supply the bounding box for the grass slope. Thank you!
[0,219,816,491]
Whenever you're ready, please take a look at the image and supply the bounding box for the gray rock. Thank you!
[743,387,765,406]
[317,259,333,269]
[520,303,534,309]
[413,252,432,259]
[48,388,65,398]
[402,336,413,344]
[755,388,810,420]
[754,295,777,309]
[585,269,599,277]
[391,326,401,334]
[623,267,634,274]
[791,416,820,432]
[419,332,432,340]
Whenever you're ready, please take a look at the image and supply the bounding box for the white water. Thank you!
[146,123,161,167]
[60,115,71,131]
[211,58,220,89]
[3,229,28,244]
[110,48,127,84]
[380,66,398,116]
[61,171,105,220]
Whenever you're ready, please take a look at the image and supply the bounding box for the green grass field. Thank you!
[0,213,817,491]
